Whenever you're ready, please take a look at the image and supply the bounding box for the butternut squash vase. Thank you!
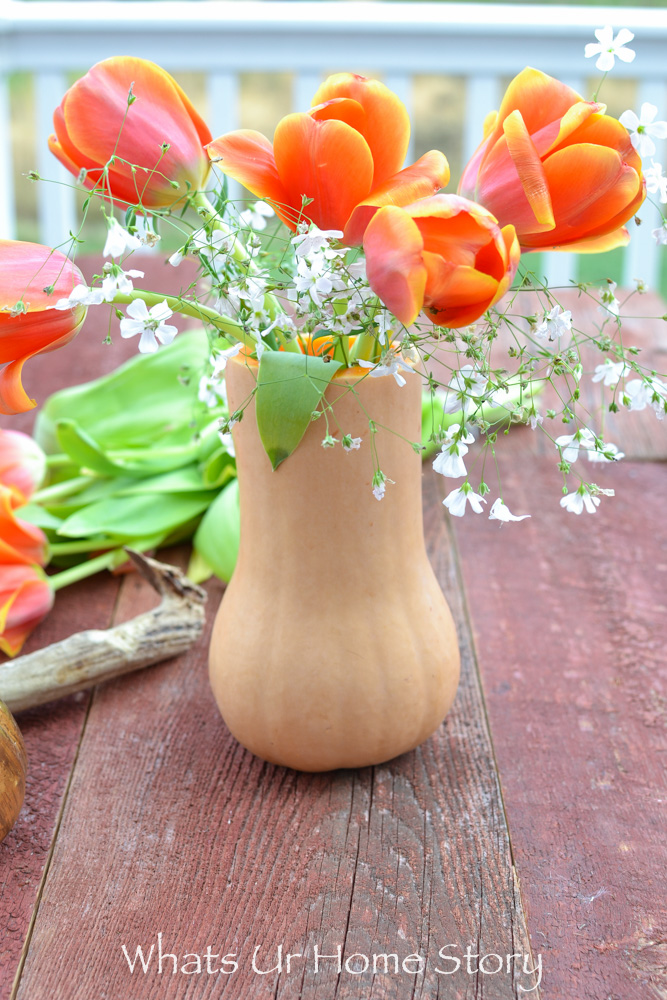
[209,357,461,771]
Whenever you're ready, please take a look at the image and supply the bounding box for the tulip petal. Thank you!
[0,359,36,415]
[407,194,503,273]
[490,68,584,148]
[363,206,427,326]
[310,97,367,135]
[422,252,499,328]
[543,227,631,254]
[0,487,49,564]
[543,101,603,154]
[273,113,374,231]
[521,145,644,249]
[0,242,86,414]
[0,565,54,656]
[344,150,449,245]
[54,57,211,207]
[206,130,293,223]
[502,111,555,227]
[311,73,410,184]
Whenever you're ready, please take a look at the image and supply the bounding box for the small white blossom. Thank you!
[622,376,667,418]
[101,267,144,301]
[169,248,185,267]
[529,412,543,430]
[592,359,629,386]
[585,26,635,72]
[432,424,475,479]
[212,342,244,374]
[443,486,487,517]
[119,299,178,353]
[555,428,596,463]
[198,375,226,408]
[54,284,105,309]
[560,489,601,515]
[372,470,388,501]
[645,161,667,204]
[587,442,625,463]
[652,221,667,246]
[292,226,344,260]
[535,305,573,342]
[488,499,531,523]
[375,310,399,347]
[103,219,142,258]
[357,353,414,387]
[293,256,333,306]
[193,227,234,260]
[239,201,275,231]
[598,282,620,318]
[443,365,492,414]
[342,435,362,452]
[619,104,667,159]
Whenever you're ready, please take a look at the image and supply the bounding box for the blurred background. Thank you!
[2,0,667,293]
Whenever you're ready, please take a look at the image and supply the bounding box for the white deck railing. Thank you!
[1,1,666,289]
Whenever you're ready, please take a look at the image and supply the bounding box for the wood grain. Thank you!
[11,477,539,1000]
[450,443,667,1000]
[0,574,121,1000]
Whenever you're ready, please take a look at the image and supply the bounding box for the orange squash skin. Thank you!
[209,358,460,771]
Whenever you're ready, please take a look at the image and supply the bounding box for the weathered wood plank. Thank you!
[450,445,667,1000]
[12,477,539,1000]
[0,574,121,1000]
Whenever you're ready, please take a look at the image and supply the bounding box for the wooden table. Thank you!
[1,262,666,1000]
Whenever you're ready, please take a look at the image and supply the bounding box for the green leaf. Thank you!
[255,352,342,469]
[56,491,218,539]
[34,329,222,456]
[56,420,131,477]
[200,448,236,489]
[16,503,63,531]
[192,478,240,583]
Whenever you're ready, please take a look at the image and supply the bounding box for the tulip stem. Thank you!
[349,330,380,364]
[49,539,116,556]
[191,192,301,352]
[48,548,129,591]
[33,475,97,504]
[111,289,256,349]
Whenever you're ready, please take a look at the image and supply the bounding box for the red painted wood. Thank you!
[450,446,667,1000]
[0,574,120,1000]
[11,481,539,1000]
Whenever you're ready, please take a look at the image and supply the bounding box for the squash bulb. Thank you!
[0,699,27,843]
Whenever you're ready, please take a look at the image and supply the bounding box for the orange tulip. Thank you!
[207,73,449,243]
[0,564,54,657]
[0,430,46,504]
[0,241,86,414]
[49,57,212,209]
[0,486,49,566]
[458,68,645,252]
[363,195,519,329]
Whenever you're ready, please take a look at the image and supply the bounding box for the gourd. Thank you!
[209,357,461,772]
[0,699,27,842]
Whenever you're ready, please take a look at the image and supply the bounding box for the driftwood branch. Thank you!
[0,551,207,714]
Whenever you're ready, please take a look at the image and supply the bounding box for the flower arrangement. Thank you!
[1,28,666,658]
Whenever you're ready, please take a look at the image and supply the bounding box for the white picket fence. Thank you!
[1,0,666,288]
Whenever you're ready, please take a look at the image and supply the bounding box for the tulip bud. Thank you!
[0,430,47,503]
[364,195,519,329]
[49,57,212,209]
[459,67,645,252]
[0,564,54,657]
[0,241,86,414]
